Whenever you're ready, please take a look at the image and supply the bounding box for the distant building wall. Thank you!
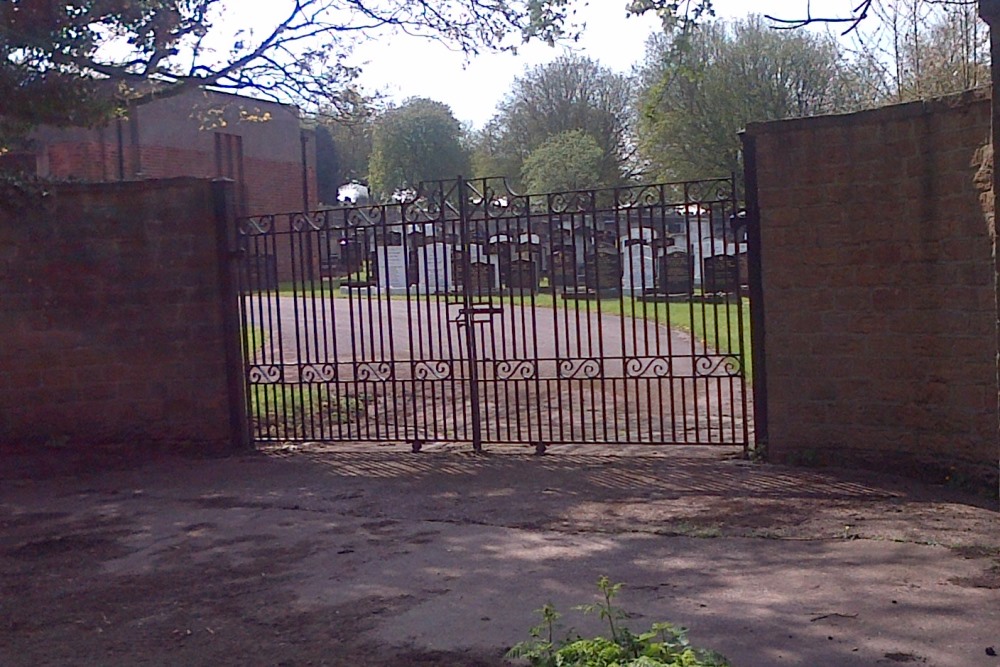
[745,88,997,486]
[0,178,245,454]
[24,89,318,282]
[30,90,317,213]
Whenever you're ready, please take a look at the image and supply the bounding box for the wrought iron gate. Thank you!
[237,177,750,452]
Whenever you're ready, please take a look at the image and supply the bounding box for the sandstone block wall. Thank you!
[745,89,997,483]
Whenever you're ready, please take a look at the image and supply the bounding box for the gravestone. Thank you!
[737,251,749,288]
[506,256,539,292]
[451,244,499,294]
[416,242,452,293]
[379,245,409,292]
[550,247,578,288]
[621,240,657,296]
[467,262,496,294]
[702,254,739,295]
[660,250,693,295]
[585,242,622,292]
[489,235,515,286]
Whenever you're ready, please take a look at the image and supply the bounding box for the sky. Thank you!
[351,0,851,129]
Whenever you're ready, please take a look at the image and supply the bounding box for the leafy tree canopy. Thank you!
[473,54,635,190]
[367,97,471,200]
[637,15,868,183]
[0,0,581,141]
[521,129,604,193]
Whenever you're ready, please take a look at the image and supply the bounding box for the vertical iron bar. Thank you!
[459,177,483,452]
[213,180,251,451]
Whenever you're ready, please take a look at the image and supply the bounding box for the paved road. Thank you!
[243,294,749,445]
[2,452,996,667]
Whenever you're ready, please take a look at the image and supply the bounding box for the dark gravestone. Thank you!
[467,262,495,294]
[660,252,693,295]
[737,251,749,288]
[452,249,496,294]
[585,243,622,292]
[492,240,515,286]
[702,254,739,294]
[507,257,539,292]
[551,248,578,288]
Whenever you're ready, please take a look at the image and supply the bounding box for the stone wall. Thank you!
[745,88,997,485]
[0,178,245,454]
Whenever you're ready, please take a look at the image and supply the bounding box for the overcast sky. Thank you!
[351,0,852,128]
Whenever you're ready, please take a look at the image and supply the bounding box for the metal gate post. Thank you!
[457,177,484,452]
[212,178,252,451]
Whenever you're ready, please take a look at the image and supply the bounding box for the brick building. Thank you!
[13,88,317,216]
[5,88,319,283]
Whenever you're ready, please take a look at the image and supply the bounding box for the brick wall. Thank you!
[745,88,997,485]
[30,89,318,215]
[27,91,318,286]
[0,178,244,454]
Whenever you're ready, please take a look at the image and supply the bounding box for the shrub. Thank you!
[506,576,730,667]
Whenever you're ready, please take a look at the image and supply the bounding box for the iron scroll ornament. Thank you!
[413,360,453,381]
[238,215,275,237]
[248,364,282,383]
[558,359,602,380]
[291,211,329,232]
[344,206,381,228]
[615,184,664,209]
[547,190,594,215]
[684,178,733,204]
[694,355,743,377]
[300,363,337,383]
[495,360,537,380]
[355,361,393,382]
[625,357,673,379]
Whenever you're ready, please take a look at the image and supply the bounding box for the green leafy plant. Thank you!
[249,384,367,440]
[506,576,730,667]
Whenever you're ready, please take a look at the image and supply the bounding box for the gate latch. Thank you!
[452,304,503,326]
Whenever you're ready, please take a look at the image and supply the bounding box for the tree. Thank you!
[314,95,377,203]
[844,0,989,103]
[521,129,604,193]
[478,55,635,190]
[1,0,970,148]
[367,98,471,200]
[636,15,866,183]
[763,0,978,35]
[0,0,578,142]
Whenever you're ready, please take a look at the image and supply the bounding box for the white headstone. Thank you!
[417,242,452,293]
[621,241,656,296]
[379,245,409,293]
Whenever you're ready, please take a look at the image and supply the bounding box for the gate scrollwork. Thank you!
[356,361,392,382]
[558,359,602,379]
[495,360,536,380]
[626,357,672,379]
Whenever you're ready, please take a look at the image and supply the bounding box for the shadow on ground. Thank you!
[0,446,997,667]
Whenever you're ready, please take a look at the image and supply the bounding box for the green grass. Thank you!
[243,325,266,352]
[505,293,752,378]
[248,384,367,440]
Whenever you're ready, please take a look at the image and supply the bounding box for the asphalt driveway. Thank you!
[1,447,996,666]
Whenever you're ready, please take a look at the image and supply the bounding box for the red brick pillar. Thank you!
[976,0,1000,502]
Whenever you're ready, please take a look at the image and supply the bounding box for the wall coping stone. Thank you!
[744,87,990,138]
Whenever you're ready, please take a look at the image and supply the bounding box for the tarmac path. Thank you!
[243,294,749,446]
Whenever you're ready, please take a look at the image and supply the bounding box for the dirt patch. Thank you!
[0,449,997,666]
[0,510,498,667]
